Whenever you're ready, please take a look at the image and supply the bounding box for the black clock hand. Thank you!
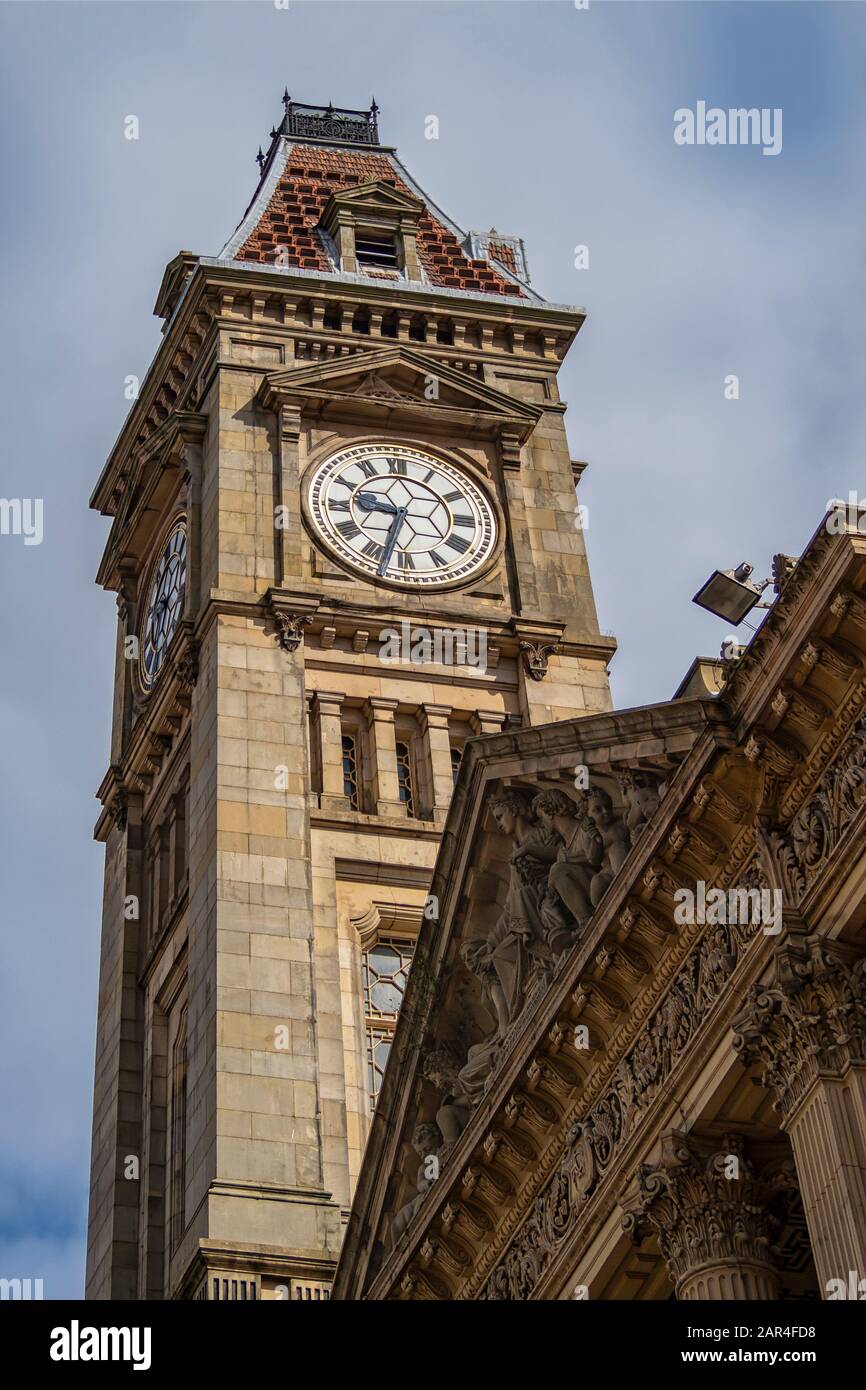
[356,492,398,515]
[378,507,407,576]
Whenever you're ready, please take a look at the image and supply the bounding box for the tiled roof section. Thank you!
[236,144,524,297]
[487,239,518,275]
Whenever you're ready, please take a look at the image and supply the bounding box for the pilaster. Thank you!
[364,697,405,819]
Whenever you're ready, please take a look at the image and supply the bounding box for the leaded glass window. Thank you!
[395,740,415,817]
[363,936,414,1107]
[342,733,359,809]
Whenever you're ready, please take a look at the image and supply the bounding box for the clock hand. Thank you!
[355,491,398,515]
[377,507,407,577]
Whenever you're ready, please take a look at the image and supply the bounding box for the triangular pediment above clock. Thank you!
[258,346,542,437]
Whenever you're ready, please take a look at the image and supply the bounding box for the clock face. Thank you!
[139,517,187,692]
[307,444,498,588]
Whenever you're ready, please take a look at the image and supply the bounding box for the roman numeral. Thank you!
[329,499,351,512]
[397,551,416,571]
[361,540,383,559]
[359,459,378,478]
[443,489,463,502]
[451,514,474,529]
[448,534,470,555]
[387,458,408,475]
[336,520,361,539]
[430,549,447,567]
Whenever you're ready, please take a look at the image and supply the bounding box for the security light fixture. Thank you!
[692,562,770,625]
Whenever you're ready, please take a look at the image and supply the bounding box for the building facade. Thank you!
[85,99,612,1300]
[334,513,866,1302]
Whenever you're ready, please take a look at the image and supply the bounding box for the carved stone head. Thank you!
[421,1043,461,1090]
[531,788,579,825]
[587,786,615,826]
[489,786,536,836]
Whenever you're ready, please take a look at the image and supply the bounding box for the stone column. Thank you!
[417,704,453,824]
[311,691,351,815]
[733,932,866,1293]
[364,697,405,818]
[621,1132,787,1300]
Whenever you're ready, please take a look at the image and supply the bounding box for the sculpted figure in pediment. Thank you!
[532,789,601,934]
[585,787,632,907]
[391,1122,444,1244]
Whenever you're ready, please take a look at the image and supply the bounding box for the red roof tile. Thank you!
[236,144,523,298]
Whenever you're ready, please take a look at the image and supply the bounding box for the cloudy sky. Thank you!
[0,0,863,1298]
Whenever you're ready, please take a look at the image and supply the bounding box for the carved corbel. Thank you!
[398,1267,449,1301]
[771,684,830,732]
[273,611,313,653]
[482,1128,537,1177]
[508,1088,560,1135]
[441,1199,494,1243]
[688,777,750,825]
[618,901,674,949]
[419,1232,471,1279]
[668,820,726,867]
[800,637,860,684]
[461,1164,513,1208]
[571,978,626,1024]
[592,942,650,990]
[519,639,559,682]
[830,589,866,633]
[525,1053,582,1104]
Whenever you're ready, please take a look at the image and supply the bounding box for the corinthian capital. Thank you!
[621,1132,791,1299]
[732,933,866,1123]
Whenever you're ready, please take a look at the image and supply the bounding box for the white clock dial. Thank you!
[307,445,498,588]
[139,517,187,692]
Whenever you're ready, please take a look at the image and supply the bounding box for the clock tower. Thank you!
[86,96,614,1300]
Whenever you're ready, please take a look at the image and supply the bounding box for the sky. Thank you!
[0,0,864,1299]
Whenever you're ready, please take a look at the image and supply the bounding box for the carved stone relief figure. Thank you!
[585,787,632,907]
[421,1044,474,1146]
[391,1122,444,1244]
[532,789,601,938]
[478,788,561,1024]
[618,769,663,838]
